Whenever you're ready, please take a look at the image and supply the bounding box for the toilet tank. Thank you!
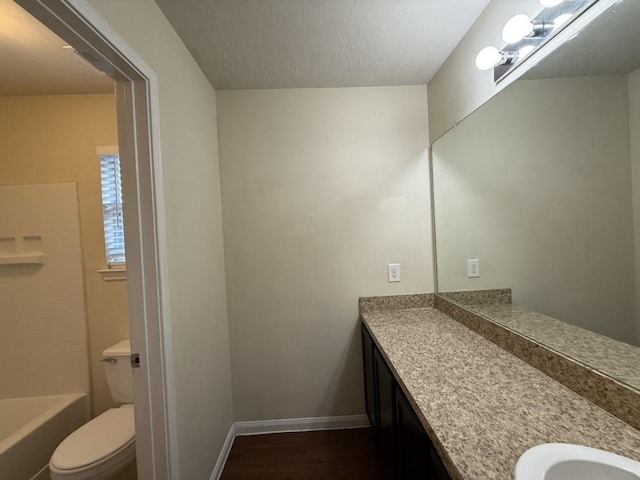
[102,339,133,403]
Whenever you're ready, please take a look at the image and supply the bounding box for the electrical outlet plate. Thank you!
[467,259,480,278]
[388,263,401,282]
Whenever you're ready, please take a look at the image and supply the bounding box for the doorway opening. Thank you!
[12,0,173,478]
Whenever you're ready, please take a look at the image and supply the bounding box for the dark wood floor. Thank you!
[220,428,386,480]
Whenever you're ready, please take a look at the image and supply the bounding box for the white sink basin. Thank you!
[516,443,640,480]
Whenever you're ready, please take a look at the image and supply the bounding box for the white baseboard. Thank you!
[234,414,370,436]
[209,423,237,480]
[209,414,369,480]
[30,465,49,480]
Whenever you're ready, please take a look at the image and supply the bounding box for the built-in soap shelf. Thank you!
[0,235,44,265]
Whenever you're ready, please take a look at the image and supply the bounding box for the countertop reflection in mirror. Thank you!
[432,0,640,392]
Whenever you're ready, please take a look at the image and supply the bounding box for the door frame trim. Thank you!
[14,1,175,478]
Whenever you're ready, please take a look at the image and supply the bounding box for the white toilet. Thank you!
[50,340,136,480]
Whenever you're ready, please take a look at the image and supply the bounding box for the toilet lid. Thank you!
[51,406,135,471]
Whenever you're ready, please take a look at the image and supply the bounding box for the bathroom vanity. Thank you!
[361,1,640,476]
[359,294,640,480]
[362,321,450,480]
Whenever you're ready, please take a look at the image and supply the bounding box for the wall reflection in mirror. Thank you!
[432,0,640,391]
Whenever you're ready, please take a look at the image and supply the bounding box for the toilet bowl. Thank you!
[50,340,136,480]
[49,405,135,480]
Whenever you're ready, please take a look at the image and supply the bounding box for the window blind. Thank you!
[100,154,126,265]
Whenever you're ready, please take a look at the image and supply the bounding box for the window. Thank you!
[97,146,126,280]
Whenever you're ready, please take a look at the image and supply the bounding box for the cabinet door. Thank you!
[396,386,451,480]
[361,323,377,430]
[395,386,430,479]
[374,347,396,478]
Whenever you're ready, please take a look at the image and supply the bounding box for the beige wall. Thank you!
[217,86,432,421]
[433,76,636,344]
[427,0,539,140]
[0,94,128,414]
[630,68,640,343]
[86,1,234,478]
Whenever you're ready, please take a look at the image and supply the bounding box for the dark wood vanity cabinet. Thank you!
[395,387,431,479]
[374,346,396,477]
[395,385,450,480]
[362,323,377,428]
[361,322,451,480]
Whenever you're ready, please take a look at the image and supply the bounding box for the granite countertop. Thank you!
[459,302,640,391]
[361,305,640,480]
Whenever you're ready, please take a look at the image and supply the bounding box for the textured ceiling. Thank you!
[155,0,491,89]
[0,0,113,96]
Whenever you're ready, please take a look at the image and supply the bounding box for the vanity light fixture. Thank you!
[552,13,574,30]
[474,45,535,74]
[475,0,595,82]
[540,0,564,7]
[475,46,518,71]
[518,45,536,59]
[502,14,552,44]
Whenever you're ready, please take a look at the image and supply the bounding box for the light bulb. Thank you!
[553,13,573,30]
[518,45,535,59]
[540,0,564,7]
[503,14,534,44]
[475,46,502,71]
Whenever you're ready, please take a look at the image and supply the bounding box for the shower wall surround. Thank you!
[0,183,90,399]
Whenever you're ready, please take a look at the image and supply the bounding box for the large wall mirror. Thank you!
[432,0,640,392]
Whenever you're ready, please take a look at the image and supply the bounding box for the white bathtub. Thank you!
[0,394,90,480]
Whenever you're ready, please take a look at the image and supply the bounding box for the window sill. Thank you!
[98,267,127,281]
